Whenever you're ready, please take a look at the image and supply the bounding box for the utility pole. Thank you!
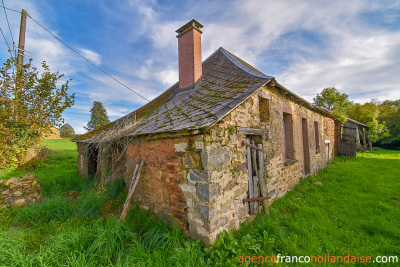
[17,9,27,67]
[14,9,27,118]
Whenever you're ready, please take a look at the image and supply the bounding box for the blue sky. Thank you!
[1,0,400,133]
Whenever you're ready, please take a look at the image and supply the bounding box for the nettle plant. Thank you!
[0,57,74,168]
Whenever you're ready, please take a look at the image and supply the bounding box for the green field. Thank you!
[0,139,399,266]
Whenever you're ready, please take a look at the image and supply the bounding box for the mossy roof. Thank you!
[74,47,273,142]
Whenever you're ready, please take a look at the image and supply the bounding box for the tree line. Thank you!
[314,87,399,149]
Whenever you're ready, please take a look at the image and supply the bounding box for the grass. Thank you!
[0,140,399,266]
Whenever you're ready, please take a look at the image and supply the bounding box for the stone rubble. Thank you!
[0,174,43,208]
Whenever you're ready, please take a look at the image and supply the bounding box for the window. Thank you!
[314,121,320,152]
[283,113,295,160]
[259,97,270,122]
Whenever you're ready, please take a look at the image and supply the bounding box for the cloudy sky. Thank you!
[1,0,399,133]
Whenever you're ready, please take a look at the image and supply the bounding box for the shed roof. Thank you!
[347,118,369,128]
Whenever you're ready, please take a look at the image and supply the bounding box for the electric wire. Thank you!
[0,5,20,14]
[2,0,15,57]
[25,13,150,102]
[70,89,129,115]
[0,24,14,60]
[1,4,150,102]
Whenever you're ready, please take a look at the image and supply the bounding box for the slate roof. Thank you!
[74,47,273,142]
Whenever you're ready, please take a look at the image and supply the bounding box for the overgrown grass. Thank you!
[0,141,399,266]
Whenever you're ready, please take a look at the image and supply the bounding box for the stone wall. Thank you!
[75,84,339,246]
[194,84,339,244]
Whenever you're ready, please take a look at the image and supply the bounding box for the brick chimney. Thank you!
[176,19,203,89]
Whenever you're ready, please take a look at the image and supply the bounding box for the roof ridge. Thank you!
[218,47,272,79]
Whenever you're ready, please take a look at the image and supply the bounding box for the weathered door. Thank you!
[243,135,270,215]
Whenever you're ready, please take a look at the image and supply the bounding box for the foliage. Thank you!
[348,100,390,142]
[59,123,75,138]
[1,140,400,265]
[313,87,351,122]
[0,57,74,168]
[377,100,400,146]
[85,101,110,132]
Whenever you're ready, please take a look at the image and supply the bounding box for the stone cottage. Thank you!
[73,19,341,245]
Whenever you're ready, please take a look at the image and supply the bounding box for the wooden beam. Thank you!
[120,159,143,222]
[237,127,268,136]
[251,140,259,214]
[246,137,254,215]
[257,144,269,214]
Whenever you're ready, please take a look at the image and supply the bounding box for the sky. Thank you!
[1,0,399,134]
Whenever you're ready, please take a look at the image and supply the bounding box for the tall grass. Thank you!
[0,141,399,266]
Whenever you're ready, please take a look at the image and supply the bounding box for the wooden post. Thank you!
[257,144,269,214]
[362,128,367,149]
[251,140,259,213]
[355,126,361,149]
[246,137,255,214]
[120,159,143,222]
[17,9,27,68]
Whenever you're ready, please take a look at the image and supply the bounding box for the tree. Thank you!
[0,57,74,168]
[348,100,390,143]
[60,123,75,138]
[85,101,110,132]
[313,87,352,122]
[376,100,400,146]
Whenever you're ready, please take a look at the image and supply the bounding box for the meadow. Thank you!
[0,139,399,266]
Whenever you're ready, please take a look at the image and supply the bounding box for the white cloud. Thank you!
[79,48,102,65]
[4,0,400,133]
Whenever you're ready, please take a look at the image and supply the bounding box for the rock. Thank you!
[201,146,231,172]
[197,184,220,203]
[9,183,22,190]
[13,191,23,197]
[188,169,209,183]
[4,178,18,187]
[13,199,26,206]
[195,203,213,222]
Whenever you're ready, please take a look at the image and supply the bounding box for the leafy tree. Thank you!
[0,57,74,168]
[85,101,110,132]
[348,100,389,143]
[60,123,75,138]
[376,100,400,146]
[313,87,352,122]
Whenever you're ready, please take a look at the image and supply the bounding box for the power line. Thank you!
[0,24,14,60]
[0,5,20,14]
[2,0,15,57]
[70,89,129,115]
[25,12,150,102]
